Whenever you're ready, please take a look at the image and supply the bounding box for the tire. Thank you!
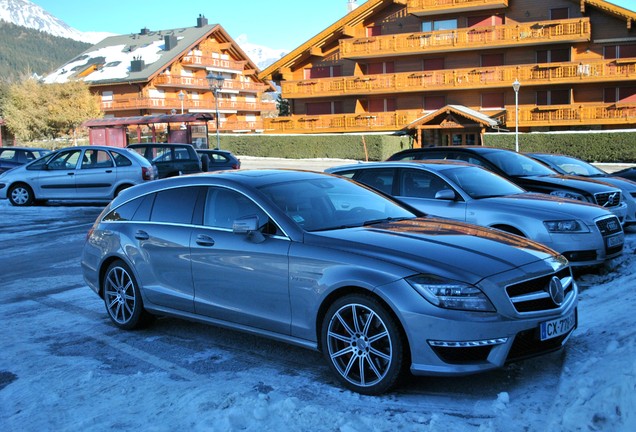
[8,183,34,206]
[114,184,131,197]
[321,294,405,395]
[102,260,152,330]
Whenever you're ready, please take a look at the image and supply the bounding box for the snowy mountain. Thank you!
[235,34,288,70]
[0,0,113,44]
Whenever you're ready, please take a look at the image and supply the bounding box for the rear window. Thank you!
[150,187,201,224]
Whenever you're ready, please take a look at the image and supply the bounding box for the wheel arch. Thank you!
[490,224,526,237]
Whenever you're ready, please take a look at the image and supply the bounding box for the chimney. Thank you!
[164,34,177,50]
[347,0,359,13]
[197,14,208,28]
[140,27,150,35]
[130,57,145,72]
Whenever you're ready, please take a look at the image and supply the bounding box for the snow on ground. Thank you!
[0,201,635,432]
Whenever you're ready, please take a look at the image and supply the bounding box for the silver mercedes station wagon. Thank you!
[82,170,578,394]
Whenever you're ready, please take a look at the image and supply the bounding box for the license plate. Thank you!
[607,233,624,248]
[540,309,576,341]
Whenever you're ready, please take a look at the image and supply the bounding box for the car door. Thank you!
[35,149,81,199]
[130,186,201,313]
[190,187,292,334]
[73,149,118,198]
[395,168,468,221]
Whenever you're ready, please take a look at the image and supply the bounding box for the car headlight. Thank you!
[406,275,495,312]
[543,219,589,233]
[549,190,587,201]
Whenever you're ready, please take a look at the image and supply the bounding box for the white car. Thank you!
[328,160,624,267]
[0,145,156,206]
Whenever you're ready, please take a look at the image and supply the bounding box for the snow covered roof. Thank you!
[42,21,252,85]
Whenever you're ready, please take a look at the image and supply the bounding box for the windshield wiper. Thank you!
[363,217,412,226]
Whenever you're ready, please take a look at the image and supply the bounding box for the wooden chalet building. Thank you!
[45,15,275,142]
[259,0,636,146]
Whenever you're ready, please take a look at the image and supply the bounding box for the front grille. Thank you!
[594,191,621,207]
[506,267,574,313]
[596,215,622,236]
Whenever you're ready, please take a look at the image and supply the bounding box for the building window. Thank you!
[537,89,570,105]
[367,62,394,74]
[550,8,569,20]
[423,58,444,71]
[605,87,636,103]
[481,53,504,67]
[424,95,445,110]
[467,15,504,28]
[422,19,457,32]
[303,66,342,79]
[368,98,396,112]
[366,26,382,37]
[481,93,504,109]
[604,45,636,60]
[537,48,570,63]
[306,101,343,115]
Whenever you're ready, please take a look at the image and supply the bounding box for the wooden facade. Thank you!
[259,0,636,141]
[45,16,276,136]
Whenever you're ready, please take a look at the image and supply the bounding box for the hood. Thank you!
[475,193,609,220]
[519,174,620,194]
[305,218,562,285]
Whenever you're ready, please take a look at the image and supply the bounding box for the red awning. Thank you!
[82,113,213,128]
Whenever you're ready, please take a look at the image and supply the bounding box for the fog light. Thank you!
[428,338,508,348]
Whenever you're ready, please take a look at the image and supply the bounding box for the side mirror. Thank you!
[434,189,456,200]
[232,215,265,243]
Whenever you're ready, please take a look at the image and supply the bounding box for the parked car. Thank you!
[196,149,241,171]
[128,143,202,178]
[388,146,628,223]
[0,147,50,174]
[327,161,623,267]
[0,145,156,206]
[612,166,636,183]
[527,152,636,227]
[82,170,577,395]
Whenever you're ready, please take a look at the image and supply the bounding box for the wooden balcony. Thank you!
[340,18,590,59]
[213,121,265,132]
[263,110,422,134]
[281,58,636,98]
[101,97,266,113]
[181,55,246,72]
[508,103,636,127]
[153,75,267,93]
[406,0,508,16]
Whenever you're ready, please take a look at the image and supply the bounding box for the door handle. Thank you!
[134,230,149,240]
[196,234,215,246]
[67,172,75,176]
[105,170,113,173]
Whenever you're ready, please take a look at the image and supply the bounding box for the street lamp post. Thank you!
[512,79,521,152]
[206,73,225,150]
[178,90,185,114]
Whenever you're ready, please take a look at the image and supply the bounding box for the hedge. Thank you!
[213,133,413,161]
[484,131,636,163]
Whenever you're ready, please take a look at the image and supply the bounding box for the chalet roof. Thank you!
[259,0,636,81]
[406,105,499,129]
[44,18,271,88]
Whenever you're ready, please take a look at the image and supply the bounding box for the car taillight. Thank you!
[233,161,241,169]
[142,167,153,180]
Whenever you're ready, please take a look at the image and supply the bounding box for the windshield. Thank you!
[543,155,606,176]
[485,151,556,177]
[443,166,525,198]
[258,177,416,231]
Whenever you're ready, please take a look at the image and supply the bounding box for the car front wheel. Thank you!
[322,294,405,395]
[103,261,152,330]
[8,183,34,206]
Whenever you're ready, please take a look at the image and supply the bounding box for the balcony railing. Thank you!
[508,103,636,127]
[181,55,246,72]
[340,18,590,59]
[263,110,422,134]
[406,0,508,16]
[101,97,266,113]
[281,58,636,98]
[153,75,267,93]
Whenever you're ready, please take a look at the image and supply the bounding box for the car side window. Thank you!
[203,187,274,233]
[82,150,114,169]
[151,187,201,224]
[104,194,155,222]
[400,169,449,199]
[353,168,395,195]
[48,150,81,170]
[0,150,16,162]
[111,152,133,167]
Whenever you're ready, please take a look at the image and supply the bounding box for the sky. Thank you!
[28,0,636,51]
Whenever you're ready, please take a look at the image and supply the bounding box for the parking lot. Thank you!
[1,163,635,431]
